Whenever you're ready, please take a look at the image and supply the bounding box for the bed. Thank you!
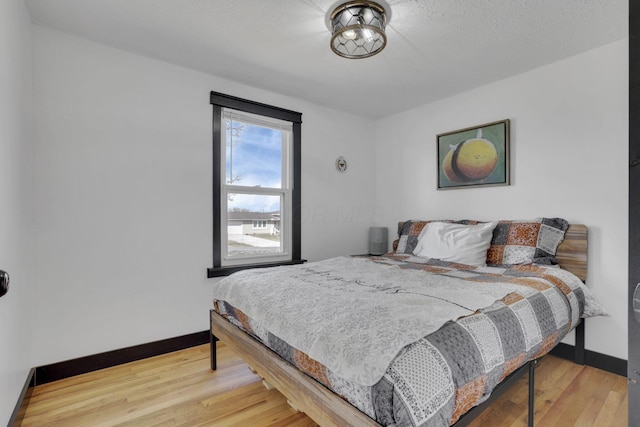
[210,219,603,426]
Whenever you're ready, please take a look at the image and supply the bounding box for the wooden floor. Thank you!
[20,343,627,426]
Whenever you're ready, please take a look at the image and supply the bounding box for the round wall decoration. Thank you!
[335,156,348,172]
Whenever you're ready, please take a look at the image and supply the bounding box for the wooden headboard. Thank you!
[556,224,588,282]
[396,222,588,282]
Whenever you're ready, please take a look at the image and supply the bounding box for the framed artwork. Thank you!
[437,119,510,190]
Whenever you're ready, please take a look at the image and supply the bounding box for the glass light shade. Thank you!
[330,1,387,59]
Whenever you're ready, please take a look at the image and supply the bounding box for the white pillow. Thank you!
[413,221,498,266]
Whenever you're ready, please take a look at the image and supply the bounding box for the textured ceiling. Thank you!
[25,0,627,118]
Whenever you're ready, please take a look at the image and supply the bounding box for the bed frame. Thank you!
[209,224,588,427]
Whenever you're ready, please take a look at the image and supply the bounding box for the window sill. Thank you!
[207,259,307,278]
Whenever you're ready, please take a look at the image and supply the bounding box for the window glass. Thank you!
[227,194,282,259]
[224,115,283,188]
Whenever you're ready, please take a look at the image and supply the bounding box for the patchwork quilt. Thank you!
[212,255,604,426]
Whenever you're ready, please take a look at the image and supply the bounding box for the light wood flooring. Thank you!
[20,343,627,426]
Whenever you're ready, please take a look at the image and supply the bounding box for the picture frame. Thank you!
[437,119,510,190]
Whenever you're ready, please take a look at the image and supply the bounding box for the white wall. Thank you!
[374,40,628,359]
[32,26,376,365]
[0,0,34,423]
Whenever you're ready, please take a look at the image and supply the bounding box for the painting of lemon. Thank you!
[443,135,498,182]
[437,120,509,189]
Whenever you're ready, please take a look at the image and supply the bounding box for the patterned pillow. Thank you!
[486,218,569,265]
[393,220,432,254]
[395,217,569,265]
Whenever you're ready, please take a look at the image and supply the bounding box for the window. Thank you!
[208,92,303,277]
[252,220,267,229]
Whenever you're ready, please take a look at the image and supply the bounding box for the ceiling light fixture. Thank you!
[330,1,387,59]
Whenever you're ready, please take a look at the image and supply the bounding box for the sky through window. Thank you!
[226,120,284,213]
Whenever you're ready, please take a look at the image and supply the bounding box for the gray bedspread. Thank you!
[213,255,605,426]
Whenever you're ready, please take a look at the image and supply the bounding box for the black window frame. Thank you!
[207,92,304,277]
